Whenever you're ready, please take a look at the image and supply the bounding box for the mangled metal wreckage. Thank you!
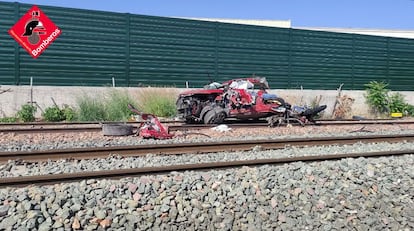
[176,77,327,126]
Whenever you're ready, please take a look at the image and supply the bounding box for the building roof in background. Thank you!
[296,27,414,39]
[182,18,414,39]
[180,17,292,28]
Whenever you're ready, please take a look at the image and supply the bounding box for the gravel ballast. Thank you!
[0,141,413,178]
[0,155,413,230]
[1,124,414,152]
[0,125,413,230]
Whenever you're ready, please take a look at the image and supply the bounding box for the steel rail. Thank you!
[168,119,414,131]
[0,126,104,134]
[1,119,413,134]
[0,121,178,134]
[1,134,414,163]
[0,118,397,127]
[0,120,180,126]
[1,149,411,187]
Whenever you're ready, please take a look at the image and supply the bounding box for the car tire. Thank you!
[102,124,133,136]
[203,110,216,124]
[214,110,226,124]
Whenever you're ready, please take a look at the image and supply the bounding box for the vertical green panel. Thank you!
[0,2,16,85]
[125,13,131,87]
[290,29,354,90]
[388,38,414,91]
[129,15,216,88]
[351,34,388,89]
[216,23,291,88]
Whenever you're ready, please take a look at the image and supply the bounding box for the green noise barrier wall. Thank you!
[1,1,413,90]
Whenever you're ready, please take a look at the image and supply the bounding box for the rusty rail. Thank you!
[1,119,413,134]
[1,149,411,187]
[168,119,414,131]
[1,133,414,163]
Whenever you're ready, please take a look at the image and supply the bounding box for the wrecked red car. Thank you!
[176,76,327,126]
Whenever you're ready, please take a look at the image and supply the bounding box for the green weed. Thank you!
[42,106,65,122]
[0,117,18,123]
[17,104,37,122]
[364,81,389,114]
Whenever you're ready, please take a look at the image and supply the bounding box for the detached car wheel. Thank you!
[102,124,133,136]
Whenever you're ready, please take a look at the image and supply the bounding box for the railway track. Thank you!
[1,133,414,163]
[168,119,414,131]
[1,149,411,187]
[0,119,414,134]
[0,121,161,134]
[2,132,413,187]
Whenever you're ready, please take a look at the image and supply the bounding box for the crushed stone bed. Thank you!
[0,141,413,178]
[0,155,412,230]
[1,124,414,152]
[0,124,413,230]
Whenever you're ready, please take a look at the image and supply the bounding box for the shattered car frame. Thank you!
[176,76,327,126]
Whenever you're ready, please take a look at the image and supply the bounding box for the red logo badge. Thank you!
[8,5,61,59]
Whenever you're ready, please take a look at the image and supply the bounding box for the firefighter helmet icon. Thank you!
[22,10,46,45]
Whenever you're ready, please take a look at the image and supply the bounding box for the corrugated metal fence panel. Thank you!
[0,2,16,85]
[290,29,354,90]
[217,23,291,88]
[9,3,127,86]
[1,1,414,90]
[129,15,216,88]
[388,38,414,91]
[352,34,389,88]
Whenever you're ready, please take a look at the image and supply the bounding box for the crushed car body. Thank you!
[176,76,327,126]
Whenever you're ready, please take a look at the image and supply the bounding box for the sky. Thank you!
[3,0,414,30]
